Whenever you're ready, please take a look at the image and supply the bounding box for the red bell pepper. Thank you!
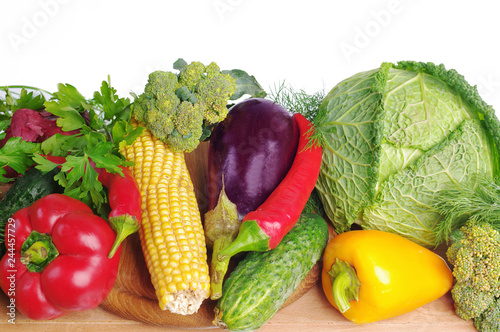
[0,194,121,320]
[43,155,142,258]
[218,113,323,260]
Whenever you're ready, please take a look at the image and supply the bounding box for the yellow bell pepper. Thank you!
[321,230,453,324]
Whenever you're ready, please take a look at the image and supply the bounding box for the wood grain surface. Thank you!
[0,142,477,331]
[0,275,476,332]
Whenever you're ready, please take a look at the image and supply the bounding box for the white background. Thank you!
[1,0,500,117]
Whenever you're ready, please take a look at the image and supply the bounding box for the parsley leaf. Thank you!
[57,154,107,215]
[0,86,49,126]
[0,86,50,186]
[0,121,10,140]
[14,88,48,111]
[86,139,125,174]
[52,83,89,110]
[35,78,143,215]
[32,153,60,173]
[112,119,145,151]
[44,100,87,131]
[1,79,143,213]
[0,137,40,182]
[1,86,48,113]
[93,79,131,122]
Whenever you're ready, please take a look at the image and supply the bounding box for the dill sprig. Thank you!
[268,81,325,123]
[433,173,500,243]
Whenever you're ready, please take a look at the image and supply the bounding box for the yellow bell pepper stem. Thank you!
[328,258,361,313]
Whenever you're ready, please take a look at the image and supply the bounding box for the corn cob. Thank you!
[121,120,210,315]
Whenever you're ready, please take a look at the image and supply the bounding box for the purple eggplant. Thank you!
[206,98,299,219]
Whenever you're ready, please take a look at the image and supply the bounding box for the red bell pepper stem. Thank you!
[218,113,323,261]
[19,231,59,272]
[43,155,141,258]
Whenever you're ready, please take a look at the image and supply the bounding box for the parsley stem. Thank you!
[2,85,54,98]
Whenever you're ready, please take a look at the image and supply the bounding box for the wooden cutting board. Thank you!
[99,141,323,328]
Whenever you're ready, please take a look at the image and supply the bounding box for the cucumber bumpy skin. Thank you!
[214,213,329,332]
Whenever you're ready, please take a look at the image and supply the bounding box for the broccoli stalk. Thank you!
[132,59,237,153]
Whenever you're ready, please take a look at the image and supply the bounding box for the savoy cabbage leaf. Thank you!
[364,119,494,247]
[313,61,500,247]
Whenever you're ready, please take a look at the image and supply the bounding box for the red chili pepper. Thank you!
[96,166,142,258]
[0,194,121,320]
[218,113,322,260]
[43,155,141,258]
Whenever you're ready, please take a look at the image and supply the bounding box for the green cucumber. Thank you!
[214,213,329,332]
[0,167,63,249]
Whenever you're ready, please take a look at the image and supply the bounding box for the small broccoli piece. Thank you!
[452,285,495,320]
[144,70,179,95]
[447,221,500,329]
[174,101,203,136]
[178,61,206,90]
[133,70,179,135]
[163,101,203,152]
[474,296,500,332]
[165,130,201,154]
[132,60,236,153]
[205,62,221,77]
[131,93,153,125]
[195,62,236,124]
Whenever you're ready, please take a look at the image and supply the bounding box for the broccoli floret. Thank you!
[132,60,236,152]
[474,296,500,332]
[452,285,495,320]
[144,70,179,95]
[196,66,236,124]
[178,61,206,90]
[167,101,204,152]
[447,221,500,329]
[133,71,179,123]
[205,62,220,77]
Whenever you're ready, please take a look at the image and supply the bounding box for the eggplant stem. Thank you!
[210,236,233,300]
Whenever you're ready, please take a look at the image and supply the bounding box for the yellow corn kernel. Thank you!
[122,120,210,315]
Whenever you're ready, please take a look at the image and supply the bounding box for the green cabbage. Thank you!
[314,61,500,247]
